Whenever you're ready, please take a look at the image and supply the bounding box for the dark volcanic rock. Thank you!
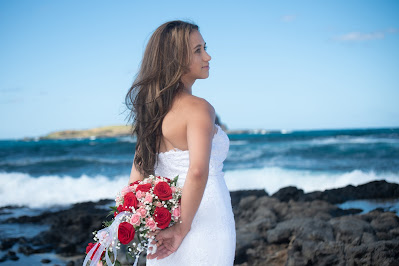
[41,258,51,263]
[272,186,305,202]
[0,237,19,250]
[1,199,113,258]
[2,180,399,265]
[234,181,399,265]
[230,189,268,210]
[309,180,399,204]
[0,250,19,262]
[267,218,334,244]
[272,180,399,204]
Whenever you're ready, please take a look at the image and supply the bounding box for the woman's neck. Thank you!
[181,77,195,95]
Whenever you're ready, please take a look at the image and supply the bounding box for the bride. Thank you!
[125,20,236,265]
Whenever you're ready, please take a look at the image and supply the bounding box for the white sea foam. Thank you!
[117,136,136,143]
[1,169,398,208]
[0,156,128,167]
[0,172,129,208]
[309,137,399,145]
[224,167,399,195]
[230,140,249,146]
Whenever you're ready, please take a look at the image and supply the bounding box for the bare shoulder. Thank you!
[179,94,215,120]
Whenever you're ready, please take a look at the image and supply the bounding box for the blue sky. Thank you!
[0,0,398,139]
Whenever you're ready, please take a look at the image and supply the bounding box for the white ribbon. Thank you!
[82,211,130,266]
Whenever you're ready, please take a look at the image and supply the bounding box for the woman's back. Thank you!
[159,93,217,154]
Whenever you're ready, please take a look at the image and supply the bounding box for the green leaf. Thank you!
[103,220,113,227]
[115,260,121,266]
[172,175,179,186]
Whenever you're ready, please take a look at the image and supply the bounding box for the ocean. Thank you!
[1,127,399,264]
[0,127,398,208]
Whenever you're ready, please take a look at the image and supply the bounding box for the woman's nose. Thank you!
[204,51,211,61]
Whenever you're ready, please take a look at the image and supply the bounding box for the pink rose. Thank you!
[130,213,141,226]
[138,207,147,217]
[171,186,176,193]
[136,190,144,198]
[155,201,162,207]
[121,186,131,196]
[144,193,153,203]
[146,218,157,231]
[172,206,181,219]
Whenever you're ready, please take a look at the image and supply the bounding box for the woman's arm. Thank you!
[177,99,215,235]
[147,98,215,259]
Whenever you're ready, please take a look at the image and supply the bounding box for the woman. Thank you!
[125,20,236,265]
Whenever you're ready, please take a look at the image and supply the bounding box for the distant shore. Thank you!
[36,125,133,140]
[20,124,399,141]
[24,124,284,141]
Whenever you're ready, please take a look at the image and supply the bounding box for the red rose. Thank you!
[136,183,152,192]
[153,182,172,201]
[123,192,138,211]
[117,205,124,213]
[157,176,171,183]
[130,180,140,186]
[118,222,135,244]
[154,207,172,229]
[86,242,104,260]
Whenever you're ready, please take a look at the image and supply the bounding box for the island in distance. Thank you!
[25,116,281,140]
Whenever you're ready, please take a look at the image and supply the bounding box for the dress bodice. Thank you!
[154,124,229,186]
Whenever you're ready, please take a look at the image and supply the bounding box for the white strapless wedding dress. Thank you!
[147,124,236,266]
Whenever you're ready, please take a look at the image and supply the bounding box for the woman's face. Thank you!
[183,30,212,82]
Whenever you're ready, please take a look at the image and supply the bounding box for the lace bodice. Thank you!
[154,124,230,185]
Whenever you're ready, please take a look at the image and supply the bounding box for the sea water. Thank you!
[0,127,398,208]
[1,127,399,264]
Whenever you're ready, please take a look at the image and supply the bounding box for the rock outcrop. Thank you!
[1,181,398,265]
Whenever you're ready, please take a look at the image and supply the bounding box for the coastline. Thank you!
[21,123,285,141]
[1,180,398,265]
[16,123,399,141]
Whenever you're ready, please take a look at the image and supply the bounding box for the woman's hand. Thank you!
[147,222,189,260]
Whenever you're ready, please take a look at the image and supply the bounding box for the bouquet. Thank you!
[83,175,182,266]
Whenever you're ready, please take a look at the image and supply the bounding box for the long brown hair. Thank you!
[125,20,199,177]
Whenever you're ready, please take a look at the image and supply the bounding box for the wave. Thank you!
[0,156,129,167]
[309,137,399,145]
[0,172,129,208]
[224,167,399,195]
[230,140,249,146]
[1,168,398,208]
[117,136,137,143]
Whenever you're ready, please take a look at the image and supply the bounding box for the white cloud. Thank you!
[281,15,296,22]
[334,28,398,41]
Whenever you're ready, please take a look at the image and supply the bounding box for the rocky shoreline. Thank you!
[1,180,398,265]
